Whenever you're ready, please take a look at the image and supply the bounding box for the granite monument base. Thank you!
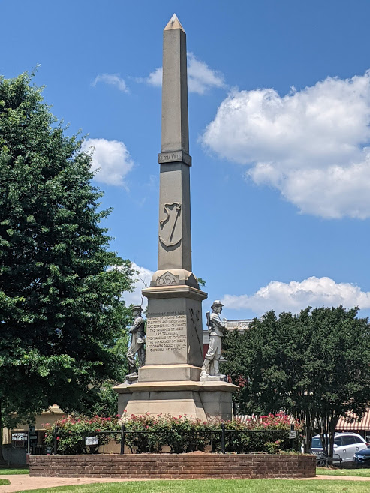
[138,364,201,382]
[142,285,207,371]
[114,380,235,420]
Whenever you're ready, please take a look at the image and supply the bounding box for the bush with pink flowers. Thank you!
[120,413,211,453]
[43,412,301,455]
[44,415,121,454]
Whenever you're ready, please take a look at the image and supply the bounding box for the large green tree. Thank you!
[222,306,370,457]
[0,73,134,448]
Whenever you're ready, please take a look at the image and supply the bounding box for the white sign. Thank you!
[85,437,98,446]
[12,433,27,441]
[289,430,297,439]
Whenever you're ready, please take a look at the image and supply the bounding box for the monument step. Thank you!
[138,364,201,382]
[114,381,236,420]
[114,379,236,393]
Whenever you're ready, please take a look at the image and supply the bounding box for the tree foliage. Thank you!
[0,73,134,432]
[222,306,370,456]
[88,326,131,417]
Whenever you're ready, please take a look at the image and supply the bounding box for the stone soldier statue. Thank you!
[201,300,226,380]
[126,305,146,381]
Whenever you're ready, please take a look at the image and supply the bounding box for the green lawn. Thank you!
[0,478,10,485]
[0,466,29,474]
[19,479,370,493]
[318,467,370,476]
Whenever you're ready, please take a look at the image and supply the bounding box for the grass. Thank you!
[317,467,370,476]
[0,466,29,474]
[19,479,370,493]
[0,478,10,485]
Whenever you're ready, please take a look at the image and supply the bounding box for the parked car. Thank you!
[354,447,370,467]
[311,433,369,464]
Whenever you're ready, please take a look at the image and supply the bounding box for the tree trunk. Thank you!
[328,414,339,458]
[320,415,329,457]
[320,413,339,458]
[0,400,6,465]
[304,410,317,454]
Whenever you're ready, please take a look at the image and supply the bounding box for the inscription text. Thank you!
[146,312,187,354]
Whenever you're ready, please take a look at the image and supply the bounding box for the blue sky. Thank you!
[3,0,370,321]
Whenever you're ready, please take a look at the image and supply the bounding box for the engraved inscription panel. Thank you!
[159,152,182,162]
[158,151,191,166]
[146,311,187,360]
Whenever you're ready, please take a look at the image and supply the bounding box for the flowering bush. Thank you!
[212,413,301,454]
[44,415,121,455]
[43,412,301,455]
[120,413,211,453]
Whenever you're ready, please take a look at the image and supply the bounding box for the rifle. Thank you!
[206,311,210,328]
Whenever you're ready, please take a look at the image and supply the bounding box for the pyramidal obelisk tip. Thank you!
[164,13,185,32]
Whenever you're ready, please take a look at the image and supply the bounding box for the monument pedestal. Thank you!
[138,364,201,382]
[114,283,236,420]
[114,380,235,420]
[142,284,207,374]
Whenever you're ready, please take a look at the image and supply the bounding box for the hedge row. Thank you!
[44,413,302,455]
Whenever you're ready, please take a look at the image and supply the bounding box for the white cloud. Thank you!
[81,138,134,186]
[92,74,129,93]
[187,53,225,94]
[146,67,163,87]
[222,277,370,316]
[122,263,153,308]
[145,53,225,95]
[202,71,370,218]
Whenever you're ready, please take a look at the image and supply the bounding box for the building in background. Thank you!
[203,319,253,358]
[2,404,64,465]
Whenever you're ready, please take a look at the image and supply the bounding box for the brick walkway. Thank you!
[314,475,370,481]
[1,474,370,492]
[0,475,142,492]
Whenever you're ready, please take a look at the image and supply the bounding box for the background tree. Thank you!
[88,315,132,417]
[0,73,134,453]
[197,277,206,288]
[222,306,370,456]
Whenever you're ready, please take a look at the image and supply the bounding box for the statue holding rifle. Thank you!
[126,305,146,382]
[200,300,227,381]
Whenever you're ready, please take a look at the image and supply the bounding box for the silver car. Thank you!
[311,433,369,463]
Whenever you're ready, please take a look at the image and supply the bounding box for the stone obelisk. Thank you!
[115,15,235,419]
[141,13,206,383]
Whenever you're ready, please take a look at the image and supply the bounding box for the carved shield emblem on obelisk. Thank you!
[159,202,182,248]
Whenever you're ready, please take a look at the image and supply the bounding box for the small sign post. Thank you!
[85,437,99,446]
[12,433,28,441]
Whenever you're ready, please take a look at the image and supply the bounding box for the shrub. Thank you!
[43,412,302,455]
[212,414,301,453]
[44,415,121,455]
[120,414,211,453]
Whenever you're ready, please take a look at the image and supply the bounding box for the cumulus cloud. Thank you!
[146,67,163,87]
[222,277,370,316]
[122,263,153,308]
[144,53,225,94]
[81,138,134,186]
[187,53,225,94]
[202,71,370,218]
[92,74,129,93]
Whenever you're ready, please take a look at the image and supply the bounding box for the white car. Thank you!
[311,433,369,463]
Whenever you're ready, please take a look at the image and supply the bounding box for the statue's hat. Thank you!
[211,300,224,308]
